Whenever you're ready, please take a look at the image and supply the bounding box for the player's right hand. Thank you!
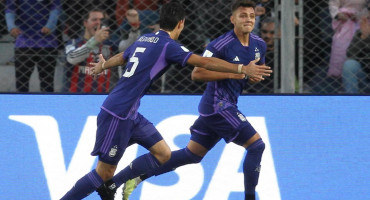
[242,58,272,79]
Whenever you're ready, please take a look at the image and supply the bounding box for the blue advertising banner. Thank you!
[0,94,369,200]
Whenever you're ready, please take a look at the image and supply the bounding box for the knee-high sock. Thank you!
[111,153,161,188]
[60,169,103,200]
[151,147,203,177]
[136,147,203,182]
[244,138,265,196]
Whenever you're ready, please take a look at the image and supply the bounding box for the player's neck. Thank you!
[160,29,178,40]
[234,29,250,46]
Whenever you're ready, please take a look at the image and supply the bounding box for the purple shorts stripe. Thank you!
[104,118,118,153]
[191,128,209,136]
[225,110,241,127]
[220,110,238,128]
[101,117,119,153]
[100,118,115,153]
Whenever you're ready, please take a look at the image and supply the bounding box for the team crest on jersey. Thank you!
[237,112,247,121]
[109,145,118,157]
[255,47,260,60]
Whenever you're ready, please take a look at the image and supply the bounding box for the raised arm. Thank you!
[187,54,272,79]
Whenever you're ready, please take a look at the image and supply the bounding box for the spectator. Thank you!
[64,8,118,93]
[303,0,333,93]
[61,0,117,43]
[115,0,169,32]
[327,0,368,78]
[114,9,147,52]
[5,0,61,92]
[0,0,8,38]
[342,12,370,93]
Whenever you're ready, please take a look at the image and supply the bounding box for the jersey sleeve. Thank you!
[165,41,193,66]
[123,44,134,61]
[202,41,222,58]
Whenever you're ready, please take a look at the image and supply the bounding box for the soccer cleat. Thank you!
[122,177,142,200]
[96,179,117,200]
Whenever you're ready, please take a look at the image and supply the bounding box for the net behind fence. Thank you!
[0,0,369,94]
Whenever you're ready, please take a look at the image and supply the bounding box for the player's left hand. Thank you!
[90,54,106,79]
[248,76,264,84]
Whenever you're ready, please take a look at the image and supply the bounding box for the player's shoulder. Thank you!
[208,30,236,51]
[250,33,266,45]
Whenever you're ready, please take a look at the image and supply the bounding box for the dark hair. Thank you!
[261,17,279,27]
[84,8,106,21]
[159,2,186,31]
[231,0,256,13]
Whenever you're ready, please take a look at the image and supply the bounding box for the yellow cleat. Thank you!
[122,177,142,200]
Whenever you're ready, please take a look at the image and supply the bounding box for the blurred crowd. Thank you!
[0,0,369,94]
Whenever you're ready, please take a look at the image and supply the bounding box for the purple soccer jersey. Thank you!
[101,30,192,119]
[198,30,267,115]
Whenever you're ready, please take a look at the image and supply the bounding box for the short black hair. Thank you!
[231,0,256,13]
[159,2,186,31]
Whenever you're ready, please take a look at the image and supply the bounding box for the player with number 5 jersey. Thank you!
[60,2,272,200]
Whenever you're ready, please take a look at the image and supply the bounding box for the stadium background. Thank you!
[1,0,367,94]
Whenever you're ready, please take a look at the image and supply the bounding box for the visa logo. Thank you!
[9,115,280,200]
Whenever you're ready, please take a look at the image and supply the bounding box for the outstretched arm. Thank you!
[90,52,125,77]
[191,67,245,81]
[187,54,272,80]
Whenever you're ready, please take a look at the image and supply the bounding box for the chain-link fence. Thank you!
[0,0,369,94]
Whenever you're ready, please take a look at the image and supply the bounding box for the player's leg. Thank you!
[60,160,117,200]
[101,113,171,196]
[60,110,127,200]
[121,139,209,200]
[213,108,265,200]
[121,116,220,200]
[233,124,265,200]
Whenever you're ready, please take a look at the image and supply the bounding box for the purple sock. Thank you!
[244,139,265,195]
[151,147,203,177]
[60,169,103,200]
[112,153,160,187]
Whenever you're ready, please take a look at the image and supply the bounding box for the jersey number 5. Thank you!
[123,47,146,77]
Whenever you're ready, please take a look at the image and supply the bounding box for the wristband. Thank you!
[237,64,243,74]
[102,61,106,70]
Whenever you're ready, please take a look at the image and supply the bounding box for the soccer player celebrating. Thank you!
[122,1,268,200]
[60,2,271,200]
